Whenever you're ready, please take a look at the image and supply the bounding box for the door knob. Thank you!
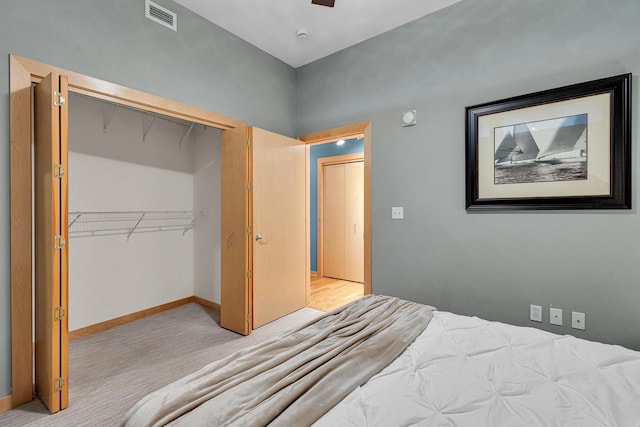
[255,234,262,242]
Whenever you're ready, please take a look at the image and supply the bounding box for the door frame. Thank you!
[317,153,364,279]
[9,54,244,408]
[298,122,372,301]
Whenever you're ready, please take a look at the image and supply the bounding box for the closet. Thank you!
[13,57,311,413]
[322,161,364,283]
[67,92,222,331]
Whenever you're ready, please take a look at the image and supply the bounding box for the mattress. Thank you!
[315,311,640,426]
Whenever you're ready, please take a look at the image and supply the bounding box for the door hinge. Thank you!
[54,164,66,178]
[246,226,252,235]
[246,182,252,191]
[54,92,66,107]
[246,138,251,148]
[54,235,66,249]
[54,306,66,321]
[54,377,65,393]
[247,270,252,279]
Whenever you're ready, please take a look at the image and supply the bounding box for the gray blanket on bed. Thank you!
[121,294,435,427]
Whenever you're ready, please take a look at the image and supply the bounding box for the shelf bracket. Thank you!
[68,213,82,229]
[103,104,117,133]
[142,115,156,142]
[182,218,195,236]
[126,212,146,241]
[178,123,195,150]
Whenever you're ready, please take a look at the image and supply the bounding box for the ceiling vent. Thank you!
[145,0,177,31]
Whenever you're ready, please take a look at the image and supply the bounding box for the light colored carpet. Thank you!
[0,303,323,426]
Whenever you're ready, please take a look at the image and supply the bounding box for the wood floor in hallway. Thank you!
[308,276,364,312]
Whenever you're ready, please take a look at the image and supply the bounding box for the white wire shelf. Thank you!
[68,210,195,240]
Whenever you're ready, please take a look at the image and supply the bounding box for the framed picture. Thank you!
[466,74,631,210]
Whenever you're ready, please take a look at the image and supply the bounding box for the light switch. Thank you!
[391,207,404,219]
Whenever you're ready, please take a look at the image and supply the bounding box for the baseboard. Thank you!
[192,296,221,312]
[69,297,194,341]
[0,394,12,414]
[310,271,319,277]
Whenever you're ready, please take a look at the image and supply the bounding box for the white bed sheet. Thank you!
[315,311,640,426]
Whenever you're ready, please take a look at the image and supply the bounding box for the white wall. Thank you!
[68,94,196,330]
[193,127,222,303]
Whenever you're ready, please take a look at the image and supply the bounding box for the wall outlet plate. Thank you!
[391,206,404,219]
[550,307,563,326]
[571,311,586,330]
[530,304,542,322]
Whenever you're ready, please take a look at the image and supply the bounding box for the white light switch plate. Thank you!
[530,304,542,322]
[550,307,563,326]
[391,207,404,219]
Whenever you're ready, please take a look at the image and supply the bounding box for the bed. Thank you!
[122,295,640,426]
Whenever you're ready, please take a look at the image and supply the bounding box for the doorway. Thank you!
[320,154,364,283]
[298,129,371,313]
[9,55,242,411]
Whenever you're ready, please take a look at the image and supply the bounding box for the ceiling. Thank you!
[173,0,462,68]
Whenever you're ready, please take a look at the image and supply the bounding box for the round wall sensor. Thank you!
[296,29,310,40]
[401,110,416,127]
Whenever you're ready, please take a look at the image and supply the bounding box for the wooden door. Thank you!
[221,125,252,335]
[251,127,306,328]
[344,161,364,283]
[322,161,364,283]
[323,164,346,279]
[34,72,69,413]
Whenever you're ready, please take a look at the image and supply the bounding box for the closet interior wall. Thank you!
[67,94,221,331]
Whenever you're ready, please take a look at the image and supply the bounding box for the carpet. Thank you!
[0,303,323,426]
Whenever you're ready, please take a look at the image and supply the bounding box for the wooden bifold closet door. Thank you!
[34,72,69,413]
[323,161,364,283]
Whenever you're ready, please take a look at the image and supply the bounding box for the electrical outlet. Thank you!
[571,311,586,330]
[530,304,542,322]
[391,207,404,219]
[550,307,563,326]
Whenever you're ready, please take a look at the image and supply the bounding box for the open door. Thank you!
[34,72,69,413]
[221,126,306,333]
[250,127,306,328]
[221,125,252,335]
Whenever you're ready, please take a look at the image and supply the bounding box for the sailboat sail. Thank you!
[537,114,587,159]
[495,124,539,164]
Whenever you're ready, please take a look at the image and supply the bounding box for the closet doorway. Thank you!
[10,55,242,413]
[320,153,364,282]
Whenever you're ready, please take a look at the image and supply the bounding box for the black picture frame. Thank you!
[466,74,631,211]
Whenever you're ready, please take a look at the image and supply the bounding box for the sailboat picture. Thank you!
[494,113,587,185]
[467,74,630,210]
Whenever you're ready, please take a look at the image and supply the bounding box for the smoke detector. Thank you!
[296,29,310,40]
[145,0,177,31]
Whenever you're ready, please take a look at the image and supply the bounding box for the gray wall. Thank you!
[297,0,640,349]
[0,0,296,398]
[2,0,640,403]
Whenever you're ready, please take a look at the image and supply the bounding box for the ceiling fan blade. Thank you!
[311,0,335,7]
